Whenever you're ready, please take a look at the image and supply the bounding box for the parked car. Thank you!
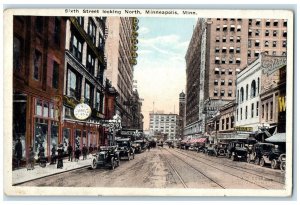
[227,141,248,161]
[247,142,283,168]
[214,142,228,157]
[116,138,135,160]
[91,146,120,170]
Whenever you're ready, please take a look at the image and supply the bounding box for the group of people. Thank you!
[67,143,94,162]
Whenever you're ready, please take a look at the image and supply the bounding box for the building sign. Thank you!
[234,126,253,132]
[130,17,139,66]
[278,96,286,112]
[74,103,91,120]
[261,55,287,76]
[120,129,143,136]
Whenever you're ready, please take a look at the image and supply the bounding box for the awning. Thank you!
[215,57,220,60]
[237,25,241,29]
[196,138,207,143]
[255,40,260,43]
[222,47,227,49]
[230,47,234,50]
[265,133,286,143]
[236,58,241,61]
[236,68,241,72]
[223,25,228,28]
[215,67,220,71]
[230,25,235,28]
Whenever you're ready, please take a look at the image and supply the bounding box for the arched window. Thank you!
[251,80,256,97]
[240,87,244,103]
[257,77,260,94]
[246,84,249,100]
[237,90,239,104]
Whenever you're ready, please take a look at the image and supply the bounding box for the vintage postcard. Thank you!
[3,8,293,197]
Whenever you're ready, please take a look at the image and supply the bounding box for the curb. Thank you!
[12,164,91,186]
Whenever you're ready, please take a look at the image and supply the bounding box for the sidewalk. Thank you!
[12,155,93,185]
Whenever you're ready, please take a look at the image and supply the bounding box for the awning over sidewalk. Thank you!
[265,133,286,143]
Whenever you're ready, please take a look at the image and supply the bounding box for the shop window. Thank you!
[34,118,48,158]
[50,121,58,153]
[36,99,43,116]
[33,50,42,81]
[13,36,22,71]
[75,129,81,149]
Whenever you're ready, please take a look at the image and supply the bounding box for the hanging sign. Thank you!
[74,103,92,120]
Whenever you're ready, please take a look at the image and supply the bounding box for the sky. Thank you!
[133,17,197,130]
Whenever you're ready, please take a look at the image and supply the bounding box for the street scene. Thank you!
[9,11,290,194]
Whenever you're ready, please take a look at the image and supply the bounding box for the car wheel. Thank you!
[280,161,286,171]
[91,158,97,170]
[259,158,265,167]
[247,155,251,163]
[111,158,115,170]
[254,157,260,165]
[271,159,278,169]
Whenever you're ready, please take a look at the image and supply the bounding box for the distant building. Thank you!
[149,113,179,140]
[178,91,186,139]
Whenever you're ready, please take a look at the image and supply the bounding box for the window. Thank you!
[265,30,269,36]
[222,37,226,42]
[237,25,241,32]
[254,51,260,57]
[223,25,228,31]
[248,40,252,48]
[248,50,251,57]
[230,36,234,42]
[266,20,270,26]
[226,118,229,130]
[273,30,277,37]
[257,77,260,94]
[256,102,259,116]
[35,17,43,33]
[13,36,22,71]
[215,57,220,64]
[273,20,278,26]
[229,47,234,53]
[221,69,226,75]
[216,26,220,31]
[255,40,260,47]
[214,90,218,96]
[270,101,273,120]
[272,51,276,55]
[228,79,233,86]
[77,17,84,26]
[222,119,225,130]
[95,91,101,112]
[88,18,96,44]
[283,31,287,37]
[256,19,261,26]
[262,104,264,119]
[283,20,287,27]
[216,36,220,42]
[240,87,244,103]
[52,61,59,89]
[221,58,226,64]
[249,19,252,26]
[97,63,105,84]
[236,58,241,64]
[246,84,249,100]
[229,58,233,64]
[70,33,83,61]
[240,108,243,120]
[54,17,61,46]
[236,36,241,43]
[215,47,220,53]
[248,29,252,36]
[214,80,218,85]
[236,109,239,121]
[251,80,256,97]
[282,41,286,48]
[86,51,95,74]
[33,50,42,81]
[255,30,260,36]
[228,69,233,75]
[231,116,234,128]
[221,79,225,86]
[264,41,269,47]
[251,103,254,118]
[230,25,235,32]
[67,67,81,100]
[266,103,269,121]
[282,52,287,56]
[228,90,232,97]
[273,41,277,47]
[222,47,227,53]
[236,47,240,54]
[245,106,248,119]
[214,67,220,75]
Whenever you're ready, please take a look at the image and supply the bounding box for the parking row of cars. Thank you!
[91,138,147,170]
[178,139,286,171]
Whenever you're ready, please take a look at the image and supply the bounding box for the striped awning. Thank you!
[265,133,286,143]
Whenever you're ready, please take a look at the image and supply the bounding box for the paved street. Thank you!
[20,147,285,189]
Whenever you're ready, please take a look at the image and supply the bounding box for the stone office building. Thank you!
[13,16,66,165]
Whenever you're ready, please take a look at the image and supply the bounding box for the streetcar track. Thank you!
[166,148,282,189]
[175,148,285,185]
[159,147,226,189]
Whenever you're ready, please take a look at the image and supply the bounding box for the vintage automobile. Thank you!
[247,142,283,168]
[91,146,120,170]
[213,142,228,157]
[116,138,135,160]
[132,140,143,153]
[226,141,248,161]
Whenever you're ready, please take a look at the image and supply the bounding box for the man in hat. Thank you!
[74,147,81,162]
[89,143,93,155]
[57,144,64,169]
[67,143,73,162]
[50,144,57,165]
[14,138,23,169]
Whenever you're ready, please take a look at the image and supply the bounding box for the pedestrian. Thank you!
[89,143,93,154]
[27,146,35,170]
[38,143,46,168]
[14,138,23,169]
[50,145,57,164]
[82,144,88,160]
[57,144,64,169]
[67,143,73,162]
[74,147,81,162]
